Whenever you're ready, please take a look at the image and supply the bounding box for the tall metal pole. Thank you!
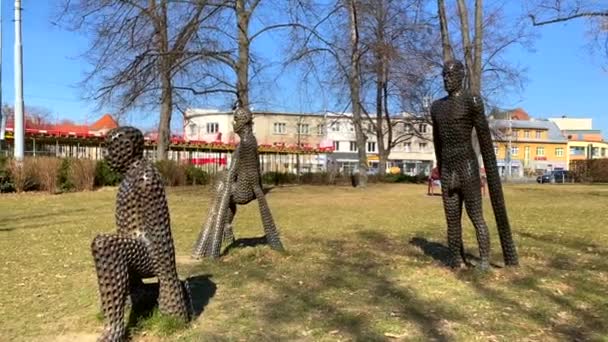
[14,0,24,160]
[506,113,512,179]
[0,0,5,142]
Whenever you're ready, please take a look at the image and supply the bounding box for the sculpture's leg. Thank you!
[91,234,154,342]
[192,194,220,258]
[154,255,189,322]
[463,180,491,271]
[441,186,465,268]
[209,185,234,259]
[253,186,285,251]
[192,178,229,258]
[223,202,236,245]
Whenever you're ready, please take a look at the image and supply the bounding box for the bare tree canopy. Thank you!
[527,1,608,66]
[55,0,233,160]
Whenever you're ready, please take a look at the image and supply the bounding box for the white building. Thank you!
[184,108,436,175]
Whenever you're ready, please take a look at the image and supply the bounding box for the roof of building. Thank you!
[490,119,567,142]
[90,114,118,130]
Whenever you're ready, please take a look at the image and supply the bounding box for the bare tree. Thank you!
[358,0,435,177]
[283,1,372,186]
[56,1,231,160]
[528,1,608,67]
[347,0,369,186]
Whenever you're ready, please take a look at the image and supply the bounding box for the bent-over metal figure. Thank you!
[430,60,519,270]
[192,105,284,259]
[91,127,189,341]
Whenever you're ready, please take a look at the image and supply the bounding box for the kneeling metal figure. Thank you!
[91,127,189,342]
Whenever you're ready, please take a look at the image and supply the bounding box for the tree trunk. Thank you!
[456,0,474,90]
[437,0,454,63]
[157,68,173,161]
[236,0,250,109]
[375,51,386,178]
[156,0,171,161]
[472,0,483,95]
[348,0,368,187]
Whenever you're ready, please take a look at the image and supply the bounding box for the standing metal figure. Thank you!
[192,104,285,259]
[91,127,189,341]
[430,60,519,270]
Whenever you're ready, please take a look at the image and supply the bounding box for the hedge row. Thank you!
[0,156,209,194]
[260,171,428,186]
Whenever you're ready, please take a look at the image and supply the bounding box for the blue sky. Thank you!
[1,2,606,134]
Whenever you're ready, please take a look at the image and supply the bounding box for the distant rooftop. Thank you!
[490,119,567,142]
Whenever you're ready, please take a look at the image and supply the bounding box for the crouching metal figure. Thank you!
[430,60,519,270]
[91,127,189,341]
[192,105,285,259]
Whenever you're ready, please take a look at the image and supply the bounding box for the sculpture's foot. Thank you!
[223,224,235,245]
[267,238,285,252]
[477,259,490,272]
[448,255,465,269]
[504,254,519,267]
[97,325,125,342]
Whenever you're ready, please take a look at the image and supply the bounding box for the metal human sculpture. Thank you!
[91,126,189,341]
[192,105,285,259]
[430,60,519,270]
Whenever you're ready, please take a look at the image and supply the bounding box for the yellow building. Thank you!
[548,117,608,166]
[490,119,568,176]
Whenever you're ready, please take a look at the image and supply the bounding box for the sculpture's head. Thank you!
[103,126,144,173]
[442,60,465,94]
[233,106,253,135]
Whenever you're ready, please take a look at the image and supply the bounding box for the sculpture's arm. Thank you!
[430,107,442,172]
[470,96,497,179]
[471,95,519,266]
[138,166,176,262]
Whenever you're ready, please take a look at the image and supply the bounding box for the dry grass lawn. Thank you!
[0,183,607,341]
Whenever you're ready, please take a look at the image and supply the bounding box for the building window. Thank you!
[333,141,340,151]
[494,146,498,156]
[367,141,376,153]
[317,124,325,135]
[297,123,309,135]
[512,130,518,138]
[404,142,411,152]
[331,122,340,132]
[418,124,427,133]
[536,146,545,156]
[189,124,197,136]
[535,130,542,139]
[524,130,530,138]
[511,146,519,156]
[348,123,355,132]
[419,142,427,151]
[206,122,219,134]
[602,148,606,157]
[349,141,357,152]
[570,146,585,155]
[273,122,286,134]
[555,147,564,157]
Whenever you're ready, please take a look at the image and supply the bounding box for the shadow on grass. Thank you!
[0,219,83,232]
[409,236,503,269]
[125,274,217,336]
[221,236,269,256]
[186,227,608,340]
[211,230,464,341]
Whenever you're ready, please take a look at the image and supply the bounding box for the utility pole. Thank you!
[0,0,5,142]
[506,113,512,180]
[14,0,24,160]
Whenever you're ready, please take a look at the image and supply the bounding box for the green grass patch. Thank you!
[1,183,607,341]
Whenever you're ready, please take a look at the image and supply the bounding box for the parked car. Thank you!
[536,170,573,184]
